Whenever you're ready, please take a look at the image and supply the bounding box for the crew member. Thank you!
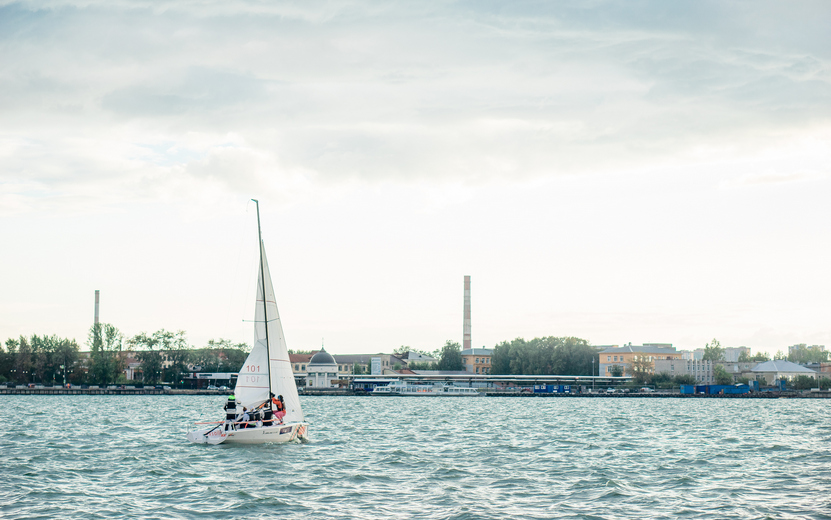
[224,394,237,431]
[273,394,286,424]
[262,393,276,426]
[238,407,251,429]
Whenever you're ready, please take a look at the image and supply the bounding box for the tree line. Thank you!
[0,324,249,386]
[393,336,600,376]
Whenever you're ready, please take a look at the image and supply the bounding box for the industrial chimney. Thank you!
[94,290,100,325]
[463,276,471,350]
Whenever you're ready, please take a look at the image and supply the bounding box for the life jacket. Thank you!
[272,397,284,412]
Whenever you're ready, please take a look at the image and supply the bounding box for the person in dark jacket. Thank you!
[224,394,237,431]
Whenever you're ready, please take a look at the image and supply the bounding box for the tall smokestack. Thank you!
[463,276,471,350]
[94,290,100,325]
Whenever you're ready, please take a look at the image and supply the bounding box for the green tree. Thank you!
[713,364,733,385]
[87,323,124,385]
[158,330,190,386]
[188,338,249,374]
[737,350,771,362]
[702,338,725,362]
[407,361,436,370]
[628,355,653,384]
[15,336,33,384]
[131,332,163,384]
[0,340,9,383]
[754,352,771,361]
[792,375,816,390]
[491,336,595,375]
[53,337,80,385]
[788,345,829,364]
[437,340,463,371]
[30,334,53,384]
[674,374,696,385]
[609,365,624,377]
[3,338,18,383]
[352,362,364,375]
[651,372,673,388]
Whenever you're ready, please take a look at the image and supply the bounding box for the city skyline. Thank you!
[2,1,829,356]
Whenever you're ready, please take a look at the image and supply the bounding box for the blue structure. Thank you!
[533,384,571,393]
[680,384,753,395]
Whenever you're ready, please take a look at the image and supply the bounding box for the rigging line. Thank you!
[253,198,273,399]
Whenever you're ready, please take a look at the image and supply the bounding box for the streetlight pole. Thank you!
[592,357,595,392]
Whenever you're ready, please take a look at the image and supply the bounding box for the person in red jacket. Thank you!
[272,393,286,424]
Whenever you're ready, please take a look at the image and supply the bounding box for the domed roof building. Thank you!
[306,347,339,388]
[309,349,336,365]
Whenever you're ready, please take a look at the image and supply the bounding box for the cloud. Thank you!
[1,0,830,213]
[723,171,824,189]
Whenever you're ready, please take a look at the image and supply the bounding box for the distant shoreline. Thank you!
[2,388,830,398]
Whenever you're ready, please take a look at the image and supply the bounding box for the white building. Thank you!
[305,349,339,388]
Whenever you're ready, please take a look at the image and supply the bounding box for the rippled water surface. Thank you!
[3,395,831,519]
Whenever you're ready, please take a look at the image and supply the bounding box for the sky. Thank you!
[1,0,830,357]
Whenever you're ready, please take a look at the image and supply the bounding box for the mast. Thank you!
[252,199,273,399]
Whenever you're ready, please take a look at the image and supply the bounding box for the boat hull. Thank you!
[187,421,309,445]
[371,392,482,396]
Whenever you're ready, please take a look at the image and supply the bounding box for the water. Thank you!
[2,395,830,519]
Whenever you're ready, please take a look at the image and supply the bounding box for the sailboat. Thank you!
[187,200,309,445]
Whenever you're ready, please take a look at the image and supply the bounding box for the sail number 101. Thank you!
[245,365,260,372]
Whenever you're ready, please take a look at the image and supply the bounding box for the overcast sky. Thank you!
[2,0,829,356]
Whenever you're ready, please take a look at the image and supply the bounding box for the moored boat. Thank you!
[371,380,481,396]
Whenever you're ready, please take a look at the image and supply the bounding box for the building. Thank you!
[290,353,314,374]
[461,348,493,374]
[724,347,751,362]
[305,349,339,388]
[290,351,407,381]
[398,351,437,367]
[334,354,406,374]
[654,359,757,384]
[598,344,682,376]
[751,360,818,385]
[655,358,714,383]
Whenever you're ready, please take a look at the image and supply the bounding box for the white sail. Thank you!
[234,241,304,423]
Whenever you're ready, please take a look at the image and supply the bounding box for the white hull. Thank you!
[371,391,482,397]
[371,382,482,397]
[187,421,309,445]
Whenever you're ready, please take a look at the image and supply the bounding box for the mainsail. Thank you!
[234,241,304,423]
